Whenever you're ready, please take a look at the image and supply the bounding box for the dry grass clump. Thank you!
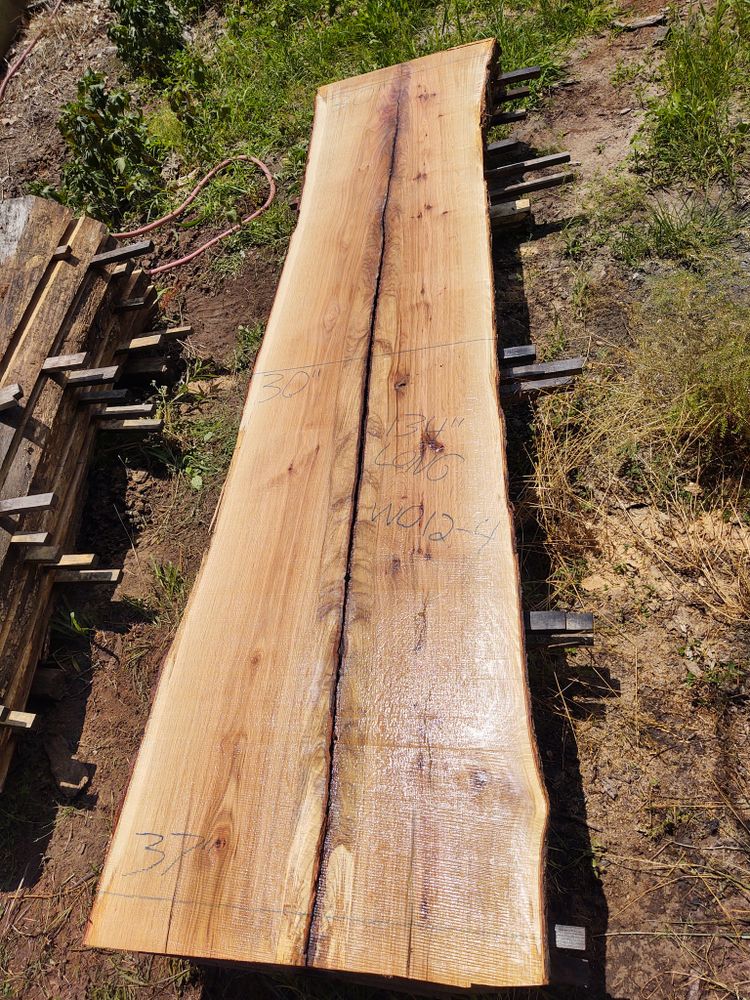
[532,267,750,620]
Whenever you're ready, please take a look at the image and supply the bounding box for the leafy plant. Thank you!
[108,0,184,78]
[51,70,164,227]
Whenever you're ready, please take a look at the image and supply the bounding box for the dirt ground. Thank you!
[1,3,749,999]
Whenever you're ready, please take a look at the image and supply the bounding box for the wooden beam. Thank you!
[114,286,156,312]
[0,493,57,516]
[490,197,531,226]
[497,65,542,85]
[65,365,121,387]
[97,403,156,419]
[490,108,527,127]
[502,356,584,382]
[501,344,537,364]
[91,240,154,266]
[141,324,192,339]
[115,333,164,353]
[51,243,73,262]
[495,85,531,102]
[23,545,63,564]
[55,568,122,584]
[99,418,164,433]
[0,383,23,412]
[485,137,522,159]
[41,352,88,374]
[121,359,168,378]
[491,170,576,199]
[77,389,129,405]
[501,373,576,399]
[0,706,36,730]
[486,151,571,180]
[6,530,51,546]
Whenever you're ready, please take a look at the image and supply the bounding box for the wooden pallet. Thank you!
[87,42,548,988]
[0,196,165,787]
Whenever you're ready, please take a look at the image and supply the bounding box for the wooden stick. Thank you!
[122,359,168,377]
[497,66,542,85]
[502,356,584,382]
[486,151,571,180]
[525,611,594,633]
[54,553,99,568]
[55,568,122,584]
[489,198,531,226]
[24,545,63,564]
[500,344,536,364]
[7,530,51,546]
[0,707,36,730]
[99,418,164,433]
[91,240,154,266]
[114,286,156,312]
[65,366,122,387]
[485,138,522,159]
[0,492,57,516]
[51,243,72,262]
[495,85,531,102]
[41,352,88,374]
[0,383,23,412]
[97,403,156,418]
[490,108,527,127]
[77,389,129,405]
[141,324,192,339]
[116,334,164,353]
[501,373,575,399]
[491,170,576,198]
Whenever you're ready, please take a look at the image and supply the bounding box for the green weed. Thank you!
[233,322,264,373]
[108,0,184,78]
[636,0,750,185]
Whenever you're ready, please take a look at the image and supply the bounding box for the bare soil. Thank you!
[1,4,748,1000]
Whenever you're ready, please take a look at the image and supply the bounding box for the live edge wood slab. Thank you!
[87,40,549,988]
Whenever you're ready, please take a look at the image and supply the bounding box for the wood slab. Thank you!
[87,41,548,988]
[307,42,547,988]
[87,60,402,964]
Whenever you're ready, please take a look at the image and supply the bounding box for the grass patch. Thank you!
[616,197,745,267]
[635,0,750,185]
[531,267,750,617]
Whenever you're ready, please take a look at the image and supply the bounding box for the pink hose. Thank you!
[115,155,277,275]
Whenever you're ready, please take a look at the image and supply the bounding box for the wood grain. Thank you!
[307,41,548,988]
[86,67,402,963]
[88,41,548,986]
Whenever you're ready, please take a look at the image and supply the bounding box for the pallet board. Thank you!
[87,40,548,988]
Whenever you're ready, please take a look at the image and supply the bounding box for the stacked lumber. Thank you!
[0,196,168,788]
[87,41,549,988]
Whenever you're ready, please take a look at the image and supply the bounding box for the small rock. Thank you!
[581,573,608,593]
[613,13,667,30]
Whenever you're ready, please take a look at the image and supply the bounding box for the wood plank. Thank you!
[307,42,548,988]
[41,352,88,374]
[0,197,73,364]
[86,58,404,964]
[0,493,57,516]
[56,568,121,583]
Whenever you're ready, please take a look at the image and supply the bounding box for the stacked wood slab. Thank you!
[0,196,156,788]
[87,40,549,988]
